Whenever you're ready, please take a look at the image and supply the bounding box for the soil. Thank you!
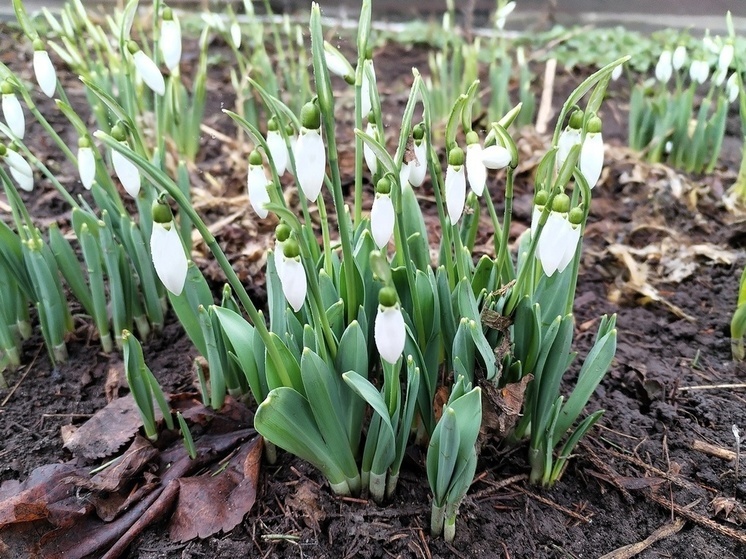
[2,20,746,559]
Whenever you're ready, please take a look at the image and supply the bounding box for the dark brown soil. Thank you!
[2,24,746,559]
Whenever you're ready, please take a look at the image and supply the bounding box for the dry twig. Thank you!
[598,518,685,559]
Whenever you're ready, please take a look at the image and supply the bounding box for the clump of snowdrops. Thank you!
[1,0,623,543]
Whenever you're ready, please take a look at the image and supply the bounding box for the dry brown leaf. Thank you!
[286,479,326,532]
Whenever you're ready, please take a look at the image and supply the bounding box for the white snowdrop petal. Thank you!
[371,194,394,249]
[531,206,543,238]
[279,257,307,312]
[273,244,286,278]
[160,19,182,72]
[2,94,24,139]
[374,305,405,365]
[727,73,739,104]
[361,60,376,117]
[363,122,378,175]
[466,143,487,196]
[247,164,271,219]
[134,51,165,96]
[325,49,351,78]
[580,132,604,189]
[150,222,188,296]
[481,144,511,170]
[556,128,580,170]
[655,50,672,84]
[556,223,581,274]
[407,140,427,187]
[33,51,57,98]
[112,146,141,197]
[445,165,466,225]
[10,165,33,191]
[400,164,411,191]
[610,64,623,81]
[294,129,325,201]
[266,130,288,175]
[719,44,734,74]
[672,46,687,71]
[230,22,242,49]
[689,60,709,84]
[5,150,32,176]
[537,211,567,277]
[77,146,96,189]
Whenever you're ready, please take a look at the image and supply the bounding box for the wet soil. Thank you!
[2,25,746,559]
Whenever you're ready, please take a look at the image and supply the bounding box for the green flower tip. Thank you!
[365,46,373,60]
[275,223,291,242]
[267,116,279,132]
[0,144,6,157]
[568,109,584,130]
[413,123,425,141]
[32,38,45,51]
[127,40,140,55]
[300,101,321,130]
[569,206,584,225]
[448,146,465,167]
[0,81,13,95]
[152,199,174,224]
[378,286,398,307]
[248,149,263,166]
[376,176,391,195]
[78,136,91,148]
[282,238,300,259]
[534,189,548,207]
[285,123,295,137]
[111,123,126,142]
[162,6,173,21]
[465,130,479,146]
[586,115,602,134]
[552,192,571,213]
[367,111,377,125]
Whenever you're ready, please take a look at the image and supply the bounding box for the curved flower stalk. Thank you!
[374,287,405,364]
[265,117,288,176]
[150,198,188,296]
[77,137,96,190]
[294,101,326,201]
[445,146,466,224]
[1,81,24,139]
[247,150,271,218]
[406,123,427,187]
[579,114,604,188]
[110,124,140,197]
[159,7,182,72]
[465,131,487,196]
[278,238,307,312]
[32,40,57,98]
[128,41,165,96]
[370,176,394,249]
[654,49,673,83]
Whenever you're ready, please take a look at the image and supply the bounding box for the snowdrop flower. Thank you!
[579,115,604,189]
[230,22,242,49]
[361,59,376,117]
[265,117,288,176]
[150,199,188,296]
[32,40,57,98]
[610,64,623,81]
[655,50,673,84]
[371,177,394,249]
[672,45,687,71]
[718,42,734,75]
[406,123,427,187]
[2,145,33,191]
[465,131,487,196]
[324,41,354,83]
[111,124,140,198]
[689,59,709,84]
[247,150,271,218]
[77,137,96,190]
[294,102,326,201]
[727,73,740,104]
[278,239,307,312]
[374,287,405,365]
[445,146,466,225]
[159,8,182,72]
[481,144,512,170]
[530,190,548,237]
[364,116,379,176]
[1,81,24,139]
[557,110,583,171]
[495,1,516,30]
[273,223,291,279]
[128,41,165,96]
[536,193,581,277]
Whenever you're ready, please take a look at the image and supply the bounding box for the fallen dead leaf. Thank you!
[286,479,326,532]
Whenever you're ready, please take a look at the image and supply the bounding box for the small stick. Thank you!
[678,383,746,391]
[518,486,592,523]
[1,346,42,407]
[535,58,557,135]
[598,518,685,559]
[691,439,737,462]
[733,425,741,498]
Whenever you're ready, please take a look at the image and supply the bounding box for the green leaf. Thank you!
[213,306,265,402]
[167,261,212,357]
[265,332,303,395]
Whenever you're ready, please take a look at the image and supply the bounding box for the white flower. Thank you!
[230,22,242,49]
[150,221,188,296]
[361,60,376,117]
[407,139,427,187]
[495,1,516,30]
[293,128,325,200]
[77,145,96,189]
[481,144,511,170]
[579,131,604,188]
[374,303,405,364]
[718,43,734,74]
[160,17,182,72]
[363,121,378,175]
[557,126,581,170]
[445,164,466,225]
[133,50,165,96]
[537,211,578,277]
[465,142,487,196]
[278,255,307,312]
[266,129,288,176]
[655,50,673,84]
[112,144,141,197]
[2,93,24,139]
[324,42,353,80]
[33,50,57,98]
[689,59,709,84]
[9,165,33,191]
[672,46,687,71]
[247,158,271,219]
[610,64,623,81]
[4,149,32,177]
[727,73,740,104]
[371,193,394,249]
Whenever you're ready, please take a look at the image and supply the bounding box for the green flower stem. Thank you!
[317,180,334,274]
[495,166,515,284]
[563,172,593,315]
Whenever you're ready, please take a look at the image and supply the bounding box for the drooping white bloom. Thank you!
[266,129,288,176]
[133,49,165,96]
[2,92,24,139]
[672,45,687,71]
[557,126,581,170]
[361,60,376,117]
[407,138,427,187]
[293,128,325,200]
[689,59,709,84]
[364,121,378,175]
[324,41,353,80]
[465,142,487,196]
[713,67,728,87]
[77,145,96,189]
[4,149,33,177]
[374,302,405,365]
[150,221,188,296]
[371,193,394,249]
[112,144,141,197]
[278,255,307,312]
[481,144,512,170]
[160,15,182,72]
[230,22,242,49]
[718,43,734,74]
[727,73,740,104]
[247,156,271,219]
[33,50,57,98]
[610,64,623,81]
[579,131,604,188]
[445,163,466,225]
[9,165,33,191]
[655,50,673,84]
[537,211,578,277]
